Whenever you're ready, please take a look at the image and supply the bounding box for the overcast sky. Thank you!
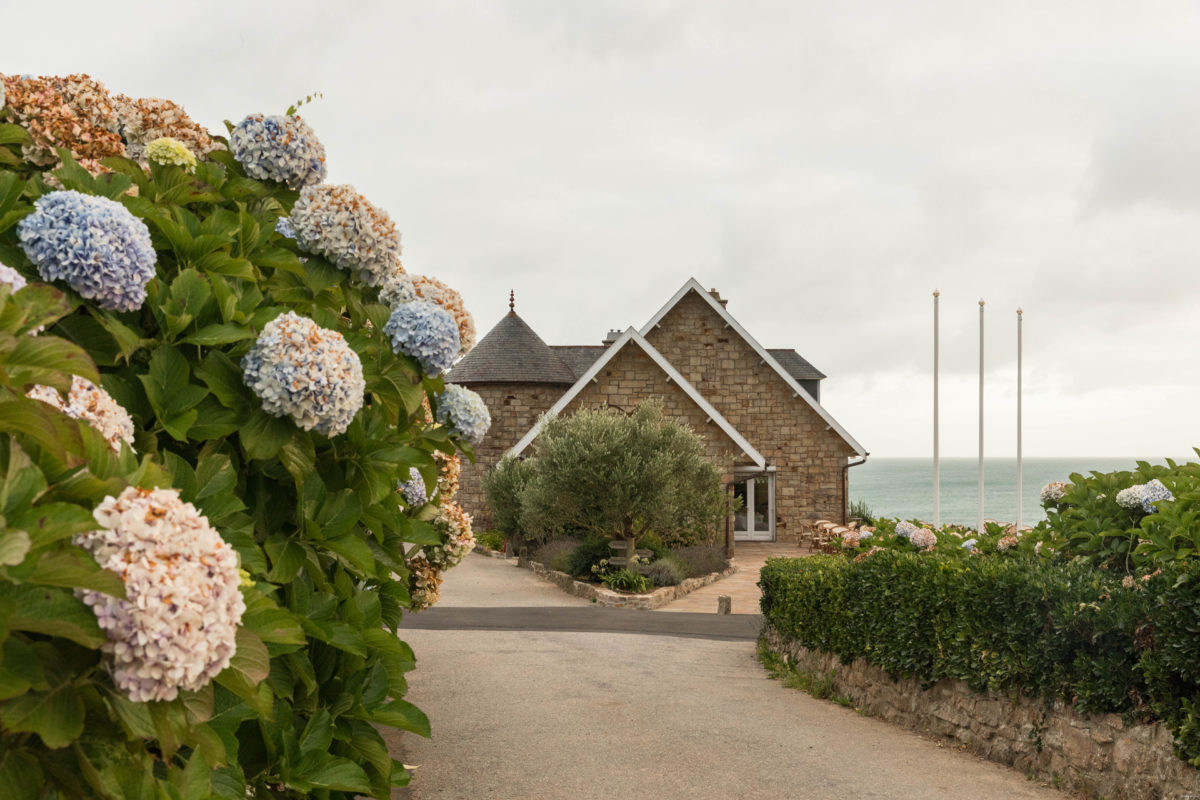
[7,1,1200,458]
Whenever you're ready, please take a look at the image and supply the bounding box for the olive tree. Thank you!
[519,401,729,549]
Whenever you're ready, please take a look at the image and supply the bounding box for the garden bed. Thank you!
[525,559,737,609]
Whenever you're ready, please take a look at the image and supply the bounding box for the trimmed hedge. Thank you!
[760,552,1200,765]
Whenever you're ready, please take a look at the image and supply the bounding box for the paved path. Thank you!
[388,554,1060,800]
[658,541,801,614]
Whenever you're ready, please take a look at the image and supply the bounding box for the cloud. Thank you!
[6,0,1200,457]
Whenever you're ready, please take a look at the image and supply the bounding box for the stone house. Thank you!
[449,278,867,545]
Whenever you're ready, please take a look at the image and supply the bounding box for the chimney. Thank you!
[709,288,728,307]
[602,329,622,345]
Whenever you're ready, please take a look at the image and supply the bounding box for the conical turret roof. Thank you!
[449,310,576,384]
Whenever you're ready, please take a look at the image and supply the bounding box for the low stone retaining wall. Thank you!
[764,626,1200,800]
[526,560,737,610]
[472,545,508,560]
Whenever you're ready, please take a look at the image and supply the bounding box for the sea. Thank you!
[849,457,1194,527]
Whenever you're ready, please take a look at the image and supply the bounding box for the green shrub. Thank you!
[533,539,578,573]
[645,557,685,587]
[518,401,728,549]
[760,551,1156,709]
[567,536,613,579]
[482,455,533,540]
[638,531,668,561]
[757,551,1200,757]
[602,568,651,593]
[476,530,505,551]
[670,544,729,578]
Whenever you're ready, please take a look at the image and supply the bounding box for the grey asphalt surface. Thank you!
[402,605,762,641]
[389,554,1061,800]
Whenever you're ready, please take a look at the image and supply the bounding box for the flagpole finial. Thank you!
[1017,307,1023,316]
[933,289,940,298]
[979,298,986,307]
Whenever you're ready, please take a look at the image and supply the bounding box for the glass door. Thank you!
[733,474,774,541]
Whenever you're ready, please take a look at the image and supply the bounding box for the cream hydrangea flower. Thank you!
[423,501,475,569]
[910,528,937,550]
[145,136,197,172]
[78,487,245,703]
[407,556,443,612]
[28,376,135,452]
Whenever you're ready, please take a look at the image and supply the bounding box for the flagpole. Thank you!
[933,290,940,529]
[1016,307,1023,530]
[978,299,985,535]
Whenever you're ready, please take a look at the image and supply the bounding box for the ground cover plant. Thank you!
[0,73,489,799]
[765,453,1200,766]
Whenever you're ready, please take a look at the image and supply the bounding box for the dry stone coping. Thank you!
[521,558,738,610]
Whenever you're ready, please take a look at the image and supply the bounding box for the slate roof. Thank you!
[448,312,576,384]
[550,346,607,379]
[451,314,827,386]
[766,349,826,381]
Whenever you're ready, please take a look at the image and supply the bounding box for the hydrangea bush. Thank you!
[0,73,488,799]
[1034,456,1199,571]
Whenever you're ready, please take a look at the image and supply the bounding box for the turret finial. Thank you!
[509,289,515,312]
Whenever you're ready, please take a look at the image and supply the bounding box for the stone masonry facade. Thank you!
[643,292,856,541]
[457,381,569,529]
[561,344,747,471]
[455,285,862,542]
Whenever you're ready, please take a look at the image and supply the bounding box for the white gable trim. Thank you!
[639,278,867,457]
[506,327,766,468]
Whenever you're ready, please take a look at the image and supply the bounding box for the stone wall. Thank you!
[456,381,570,528]
[527,559,738,609]
[562,343,748,471]
[644,291,857,540]
[764,626,1200,800]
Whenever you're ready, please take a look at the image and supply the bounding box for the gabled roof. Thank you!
[507,327,766,468]
[640,278,866,457]
[448,311,576,384]
[766,349,826,381]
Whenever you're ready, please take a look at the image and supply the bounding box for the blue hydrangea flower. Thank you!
[894,520,919,539]
[1141,479,1173,514]
[242,311,364,437]
[17,191,156,311]
[230,114,326,188]
[399,467,428,507]
[858,529,872,541]
[435,384,491,445]
[384,301,460,376]
[275,217,296,239]
[962,538,977,551]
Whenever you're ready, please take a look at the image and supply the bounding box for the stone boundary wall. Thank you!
[525,560,738,610]
[764,626,1200,800]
